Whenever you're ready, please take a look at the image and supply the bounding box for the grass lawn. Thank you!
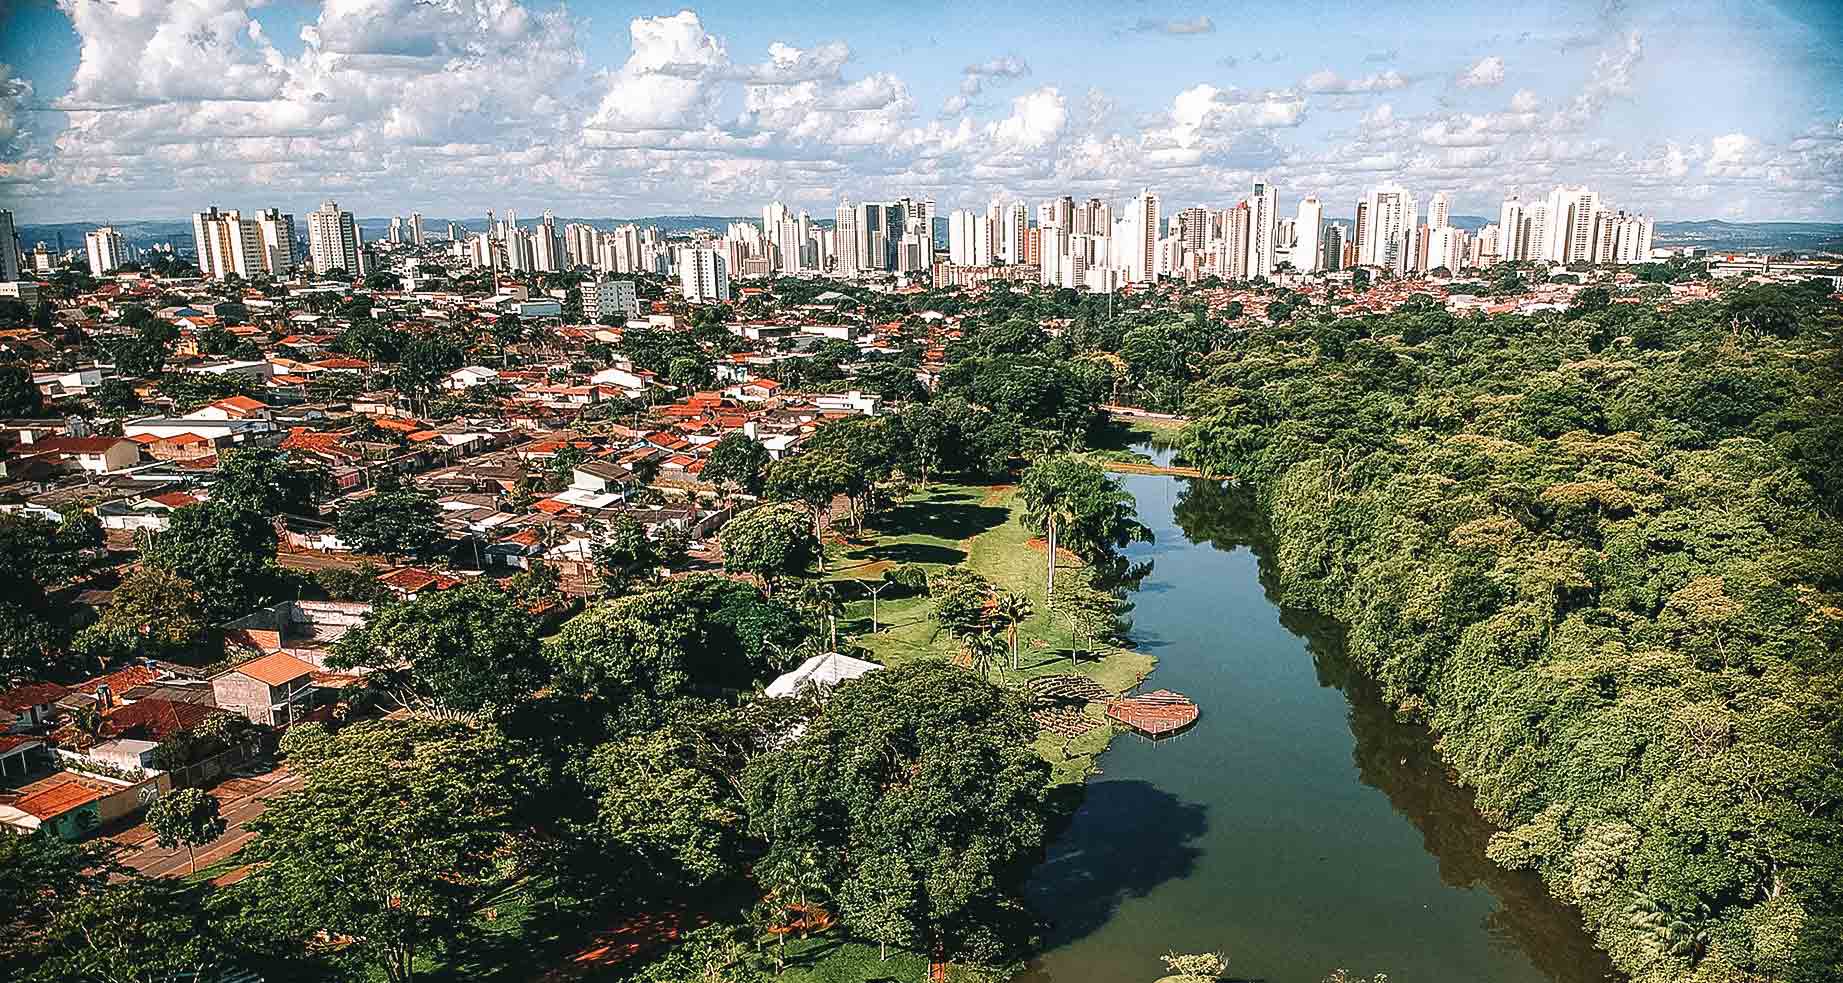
[826,482,1155,703]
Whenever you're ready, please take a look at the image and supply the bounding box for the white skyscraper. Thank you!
[1359,185,1418,274]
[679,247,730,303]
[1245,178,1279,279]
[948,209,993,266]
[1498,197,1526,261]
[1292,197,1323,274]
[254,208,296,274]
[1428,191,1453,230]
[834,200,859,277]
[192,207,268,280]
[1122,189,1160,284]
[307,201,362,276]
[85,227,126,276]
[1543,185,1601,264]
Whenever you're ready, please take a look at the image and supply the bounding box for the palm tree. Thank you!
[1018,458,1082,603]
[967,627,1007,683]
[993,592,1034,671]
[793,581,843,651]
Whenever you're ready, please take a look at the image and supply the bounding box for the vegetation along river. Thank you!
[1019,449,1623,983]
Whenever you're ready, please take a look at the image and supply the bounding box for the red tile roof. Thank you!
[1,682,70,711]
[102,698,230,740]
[222,652,316,687]
[15,776,109,820]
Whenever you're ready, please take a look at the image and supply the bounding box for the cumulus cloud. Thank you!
[1302,69,1411,93]
[1457,56,1505,88]
[943,55,1030,114]
[10,3,1841,222]
[987,87,1067,151]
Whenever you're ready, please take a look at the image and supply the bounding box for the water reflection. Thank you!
[1171,477,1620,983]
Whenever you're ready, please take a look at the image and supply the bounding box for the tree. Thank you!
[992,591,1034,671]
[718,503,817,593]
[239,719,537,983]
[214,446,327,516]
[146,787,226,875]
[1018,454,1150,603]
[335,474,440,559]
[704,433,771,499]
[582,729,747,890]
[0,510,102,681]
[140,501,282,621]
[837,851,921,961]
[763,451,855,571]
[746,663,1051,962]
[592,514,663,594]
[0,365,43,417]
[545,575,806,716]
[77,565,207,659]
[330,581,547,714]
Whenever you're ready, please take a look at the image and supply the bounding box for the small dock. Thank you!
[1105,689,1200,738]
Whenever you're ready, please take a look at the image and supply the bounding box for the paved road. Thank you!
[109,763,303,879]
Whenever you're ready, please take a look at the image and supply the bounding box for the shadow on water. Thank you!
[1027,778,1209,947]
[1173,476,1621,983]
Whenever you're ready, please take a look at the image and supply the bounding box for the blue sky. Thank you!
[1,0,1839,223]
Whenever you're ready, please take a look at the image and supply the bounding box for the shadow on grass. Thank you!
[873,499,1010,541]
[1025,778,1208,948]
[851,542,967,566]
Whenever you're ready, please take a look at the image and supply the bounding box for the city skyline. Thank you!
[1,1,1840,224]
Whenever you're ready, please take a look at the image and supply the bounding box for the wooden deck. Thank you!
[1105,690,1200,737]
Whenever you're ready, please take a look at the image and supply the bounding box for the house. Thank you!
[376,566,462,598]
[185,395,272,421]
[1,682,70,732]
[811,390,882,417]
[221,600,372,669]
[0,769,171,840]
[571,459,633,494]
[210,652,319,728]
[445,366,501,389]
[33,368,105,397]
[27,435,140,474]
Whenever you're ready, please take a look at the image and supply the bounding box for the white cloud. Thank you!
[1457,56,1505,88]
[1133,16,1215,37]
[943,54,1030,114]
[987,87,1067,151]
[1303,69,1411,94]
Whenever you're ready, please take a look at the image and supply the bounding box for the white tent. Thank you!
[765,652,883,699]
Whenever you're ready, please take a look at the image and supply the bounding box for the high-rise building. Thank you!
[678,247,730,303]
[307,201,362,276]
[1428,191,1453,230]
[0,210,19,282]
[192,207,267,280]
[84,227,126,276]
[582,279,640,323]
[254,208,296,274]
[410,212,425,246]
[1320,222,1346,272]
[1245,178,1278,279]
[948,209,993,266]
[1359,185,1418,274]
[1122,189,1160,284]
[1497,197,1526,261]
[834,199,860,277]
[1225,201,1251,280]
[1352,200,1370,264]
[1544,185,1601,264]
[1293,197,1323,275]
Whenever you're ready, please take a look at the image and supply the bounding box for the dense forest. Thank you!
[1171,282,1843,981]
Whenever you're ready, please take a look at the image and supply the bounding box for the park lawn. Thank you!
[767,935,930,983]
[828,481,1154,698]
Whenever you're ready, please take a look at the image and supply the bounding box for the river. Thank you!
[1018,456,1621,983]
